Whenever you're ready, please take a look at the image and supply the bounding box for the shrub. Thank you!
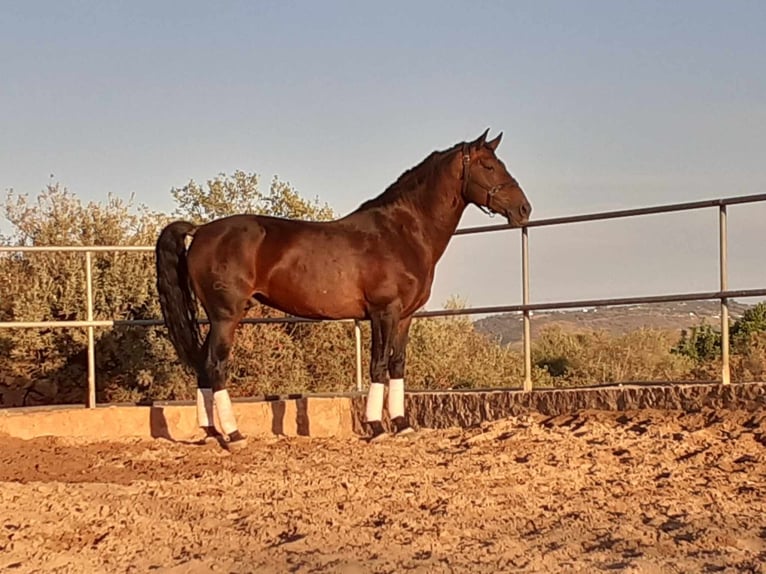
[671,302,766,381]
[533,327,695,387]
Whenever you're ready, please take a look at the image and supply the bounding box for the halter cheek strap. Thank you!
[461,144,505,217]
[461,144,471,199]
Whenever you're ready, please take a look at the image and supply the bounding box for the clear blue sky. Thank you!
[2,1,765,308]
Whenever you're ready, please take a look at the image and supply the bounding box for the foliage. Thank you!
[731,331,766,382]
[673,324,721,363]
[534,327,695,386]
[0,184,169,404]
[731,303,766,351]
[672,303,766,367]
[171,171,334,224]
[405,297,526,389]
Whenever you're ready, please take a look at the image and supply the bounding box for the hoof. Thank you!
[395,426,417,437]
[226,430,248,451]
[391,416,417,438]
[192,435,222,446]
[395,427,420,440]
[227,438,248,451]
[365,420,388,444]
[367,431,390,444]
[192,427,224,446]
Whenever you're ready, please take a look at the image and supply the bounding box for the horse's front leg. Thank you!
[388,315,415,436]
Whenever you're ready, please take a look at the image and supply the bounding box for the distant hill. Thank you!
[473,300,753,346]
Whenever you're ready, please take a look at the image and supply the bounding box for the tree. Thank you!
[171,171,334,223]
[0,184,170,404]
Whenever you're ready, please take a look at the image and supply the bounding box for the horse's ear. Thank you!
[474,128,490,146]
[487,132,503,151]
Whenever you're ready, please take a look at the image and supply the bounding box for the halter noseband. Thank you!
[460,144,514,217]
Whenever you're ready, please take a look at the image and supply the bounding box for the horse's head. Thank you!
[459,129,532,227]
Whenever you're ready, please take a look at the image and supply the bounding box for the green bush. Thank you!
[671,302,766,380]
[673,324,721,362]
[731,303,766,351]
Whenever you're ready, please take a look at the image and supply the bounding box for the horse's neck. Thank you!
[350,152,466,265]
[417,175,466,265]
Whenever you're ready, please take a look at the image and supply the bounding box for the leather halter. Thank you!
[460,144,514,217]
[460,144,472,199]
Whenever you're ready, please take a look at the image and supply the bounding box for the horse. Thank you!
[155,129,532,447]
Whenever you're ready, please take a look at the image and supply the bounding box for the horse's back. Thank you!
[185,215,363,318]
[187,211,431,320]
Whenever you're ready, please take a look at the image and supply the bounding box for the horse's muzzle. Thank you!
[505,200,532,227]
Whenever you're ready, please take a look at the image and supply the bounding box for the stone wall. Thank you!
[2,382,764,440]
[349,382,766,434]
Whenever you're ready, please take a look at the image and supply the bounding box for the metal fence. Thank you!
[1,192,766,408]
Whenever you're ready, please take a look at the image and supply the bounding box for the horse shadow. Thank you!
[149,405,175,440]
[268,395,310,437]
[148,395,310,441]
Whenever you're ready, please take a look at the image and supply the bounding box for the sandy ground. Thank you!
[1,408,765,573]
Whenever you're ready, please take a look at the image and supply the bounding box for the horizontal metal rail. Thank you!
[414,288,766,317]
[454,191,766,236]
[0,245,154,253]
[2,287,765,329]
[0,191,765,407]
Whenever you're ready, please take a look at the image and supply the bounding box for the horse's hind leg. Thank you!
[365,305,399,441]
[202,315,247,449]
[195,336,221,443]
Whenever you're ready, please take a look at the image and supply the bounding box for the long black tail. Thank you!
[155,220,202,372]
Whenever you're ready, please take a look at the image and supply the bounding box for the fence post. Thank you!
[354,320,363,392]
[84,251,97,408]
[719,205,730,385]
[522,226,532,392]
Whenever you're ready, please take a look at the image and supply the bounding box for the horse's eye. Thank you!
[480,162,494,171]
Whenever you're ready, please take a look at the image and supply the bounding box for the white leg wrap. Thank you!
[388,378,405,419]
[214,389,239,435]
[365,382,385,422]
[196,388,214,427]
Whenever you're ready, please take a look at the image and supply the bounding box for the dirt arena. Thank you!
[1,408,765,573]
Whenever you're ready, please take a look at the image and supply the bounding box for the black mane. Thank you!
[355,142,462,211]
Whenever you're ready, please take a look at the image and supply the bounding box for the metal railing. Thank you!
[1,192,765,407]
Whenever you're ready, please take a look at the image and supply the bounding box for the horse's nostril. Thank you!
[520,202,532,218]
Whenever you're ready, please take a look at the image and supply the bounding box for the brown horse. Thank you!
[155,129,531,447]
